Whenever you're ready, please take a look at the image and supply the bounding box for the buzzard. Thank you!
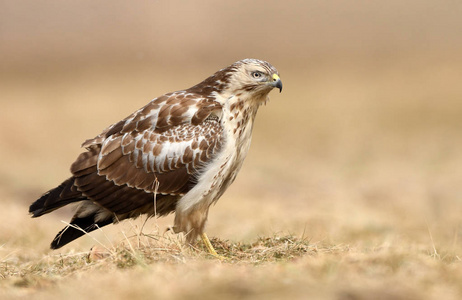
[29,59,282,256]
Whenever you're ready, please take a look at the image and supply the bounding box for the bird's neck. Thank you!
[221,95,261,142]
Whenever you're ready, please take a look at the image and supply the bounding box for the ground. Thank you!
[1,54,462,299]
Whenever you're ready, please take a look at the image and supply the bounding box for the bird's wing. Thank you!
[69,91,223,214]
[81,91,221,148]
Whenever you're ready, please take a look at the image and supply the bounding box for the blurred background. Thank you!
[1,0,462,253]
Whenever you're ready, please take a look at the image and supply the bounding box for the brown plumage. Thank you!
[30,59,282,250]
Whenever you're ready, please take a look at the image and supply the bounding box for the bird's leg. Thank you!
[201,232,218,256]
[201,232,225,259]
[174,208,226,259]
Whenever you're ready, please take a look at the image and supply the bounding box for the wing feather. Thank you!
[68,91,224,214]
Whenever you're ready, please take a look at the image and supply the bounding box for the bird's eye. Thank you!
[251,71,263,79]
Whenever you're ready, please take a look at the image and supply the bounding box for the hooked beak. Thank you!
[271,73,283,93]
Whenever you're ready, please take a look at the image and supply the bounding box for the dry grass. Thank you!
[1,232,314,279]
[2,227,462,299]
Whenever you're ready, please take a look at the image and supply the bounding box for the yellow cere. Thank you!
[272,74,280,81]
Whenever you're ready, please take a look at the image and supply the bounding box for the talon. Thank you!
[165,226,178,233]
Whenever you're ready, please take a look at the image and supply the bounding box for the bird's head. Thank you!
[190,59,282,104]
[226,59,282,98]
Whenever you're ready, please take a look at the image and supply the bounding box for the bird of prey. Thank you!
[29,58,282,256]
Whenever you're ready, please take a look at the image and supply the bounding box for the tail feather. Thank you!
[51,214,113,249]
[29,177,86,217]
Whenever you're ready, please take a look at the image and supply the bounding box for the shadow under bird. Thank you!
[29,58,282,256]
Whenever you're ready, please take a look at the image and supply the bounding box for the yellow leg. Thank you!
[200,233,225,259]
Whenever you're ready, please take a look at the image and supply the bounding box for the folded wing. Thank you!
[71,91,224,215]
